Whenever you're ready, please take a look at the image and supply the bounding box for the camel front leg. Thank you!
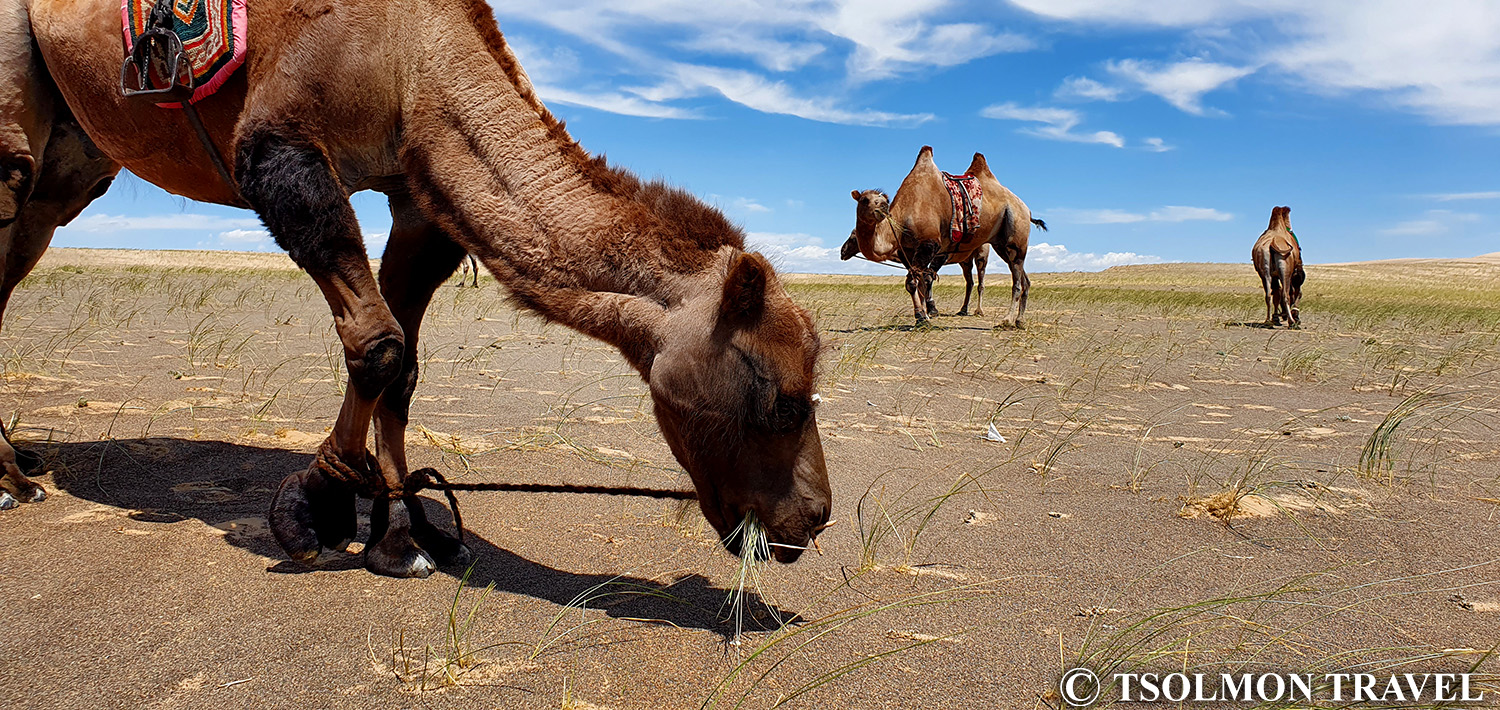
[239,130,433,577]
[370,191,471,569]
[905,268,928,323]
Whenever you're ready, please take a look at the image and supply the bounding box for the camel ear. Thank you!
[851,190,861,201]
[721,251,770,326]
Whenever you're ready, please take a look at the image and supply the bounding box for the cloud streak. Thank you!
[499,0,1025,125]
[1010,0,1500,127]
[64,213,262,233]
[1028,242,1167,271]
[980,102,1125,147]
[1046,206,1234,224]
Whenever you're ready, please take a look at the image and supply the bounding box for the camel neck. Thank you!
[854,215,902,261]
[403,6,742,317]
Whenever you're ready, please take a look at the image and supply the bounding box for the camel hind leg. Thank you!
[972,244,987,317]
[1274,257,1296,328]
[956,255,975,316]
[993,209,1030,327]
[0,116,117,509]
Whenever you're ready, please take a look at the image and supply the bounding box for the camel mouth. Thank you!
[719,506,832,564]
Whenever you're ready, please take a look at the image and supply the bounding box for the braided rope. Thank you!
[311,438,697,548]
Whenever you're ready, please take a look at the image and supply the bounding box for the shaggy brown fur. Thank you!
[840,147,1040,325]
[1252,206,1305,327]
[0,0,831,576]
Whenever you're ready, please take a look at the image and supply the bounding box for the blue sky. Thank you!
[56,1,1500,274]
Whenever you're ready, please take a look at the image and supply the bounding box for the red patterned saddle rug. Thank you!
[942,172,983,244]
[122,0,247,106]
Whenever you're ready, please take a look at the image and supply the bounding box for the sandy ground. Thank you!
[0,248,1497,709]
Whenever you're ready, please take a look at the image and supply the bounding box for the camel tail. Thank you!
[1030,218,1048,232]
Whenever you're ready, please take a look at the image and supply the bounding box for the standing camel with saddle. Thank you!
[0,0,832,577]
[840,146,1045,326]
[1252,206,1305,327]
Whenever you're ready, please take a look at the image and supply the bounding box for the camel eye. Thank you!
[770,395,810,433]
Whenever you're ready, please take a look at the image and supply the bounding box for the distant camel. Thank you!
[839,210,991,316]
[840,147,1045,325]
[1252,206,1305,327]
[456,253,479,287]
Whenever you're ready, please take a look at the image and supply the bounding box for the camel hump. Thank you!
[966,152,991,177]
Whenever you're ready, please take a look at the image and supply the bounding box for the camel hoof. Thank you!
[366,537,437,579]
[269,470,323,563]
[413,524,471,568]
[955,309,969,317]
[0,491,16,510]
[24,485,45,503]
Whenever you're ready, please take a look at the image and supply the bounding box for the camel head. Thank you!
[851,188,890,225]
[647,249,831,563]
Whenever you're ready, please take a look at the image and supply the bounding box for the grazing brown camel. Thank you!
[1252,206,1305,327]
[839,147,1044,325]
[0,0,832,577]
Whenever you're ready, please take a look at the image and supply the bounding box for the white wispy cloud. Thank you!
[1055,76,1123,102]
[1379,209,1481,236]
[1009,1,1500,127]
[214,229,274,251]
[364,232,390,255]
[1428,191,1500,202]
[746,231,890,275]
[536,85,700,119]
[1028,242,1167,271]
[1046,206,1234,224]
[1104,58,1256,116]
[64,213,262,232]
[1142,137,1174,152]
[980,102,1125,147]
[634,64,934,126]
[731,197,771,214]
[499,1,1021,124]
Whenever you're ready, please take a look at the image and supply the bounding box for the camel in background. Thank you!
[838,194,990,316]
[0,0,832,576]
[1252,206,1305,327]
[840,147,1045,325]
[456,253,479,287]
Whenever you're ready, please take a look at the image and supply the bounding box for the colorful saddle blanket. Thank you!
[941,172,983,244]
[122,0,247,105]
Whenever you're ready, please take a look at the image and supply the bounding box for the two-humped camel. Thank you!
[840,147,1044,325]
[1252,206,1305,327]
[0,0,831,577]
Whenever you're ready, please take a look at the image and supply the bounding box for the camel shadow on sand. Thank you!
[38,437,785,639]
[1223,320,1298,330]
[827,321,1005,334]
